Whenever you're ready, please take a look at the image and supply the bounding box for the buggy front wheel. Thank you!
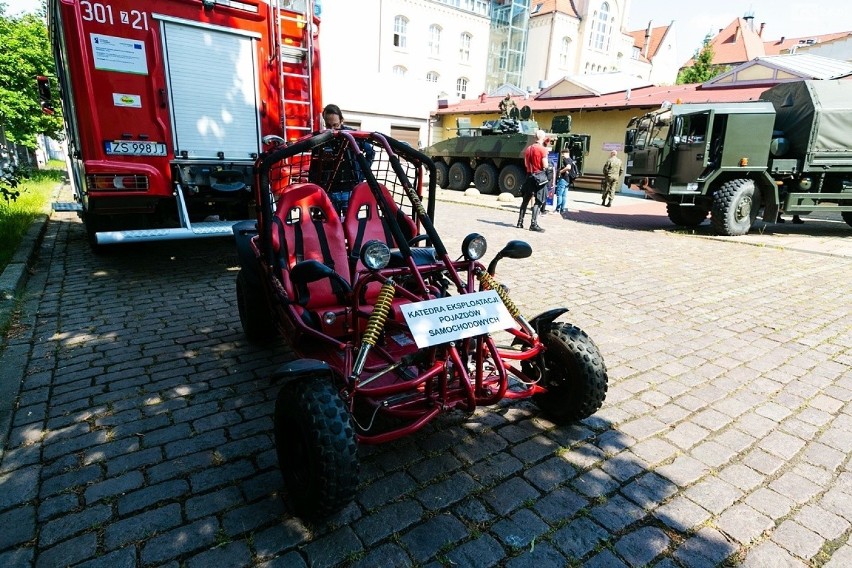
[274,378,359,519]
[531,322,608,423]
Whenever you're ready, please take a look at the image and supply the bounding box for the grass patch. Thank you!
[0,167,65,271]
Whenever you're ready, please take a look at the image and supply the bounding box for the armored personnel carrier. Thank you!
[424,106,589,196]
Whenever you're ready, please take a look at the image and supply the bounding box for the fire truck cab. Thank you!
[47,0,321,247]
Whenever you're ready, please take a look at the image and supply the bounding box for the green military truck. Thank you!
[624,80,852,235]
[424,106,590,196]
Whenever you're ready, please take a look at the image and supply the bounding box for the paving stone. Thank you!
[75,546,137,568]
[186,541,252,568]
[491,508,549,549]
[221,498,286,537]
[584,548,629,568]
[510,435,558,464]
[0,465,40,508]
[84,471,144,505]
[357,471,418,510]
[350,543,413,568]
[771,520,825,561]
[407,453,462,484]
[39,503,112,548]
[103,502,183,550]
[139,517,220,565]
[482,477,540,516]
[400,514,468,564]
[184,486,243,520]
[550,516,609,559]
[794,504,851,540]
[620,472,678,510]
[453,431,509,464]
[251,518,311,559]
[673,527,737,568]
[682,476,743,515]
[189,459,255,493]
[745,487,795,520]
[34,532,97,568]
[715,503,773,545]
[117,479,190,515]
[523,456,577,491]
[503,542,567,568]
[353,500,423,546]
[415,471,479,511]
[614,526,670,567]
[301,526,363,568]
[444,534,505,568]
[104,447,162,477]
[0,505,36,549]
[467,452,523,485]
[653,495,712,532]
[740,541,808,568]
[0,548,34,568]
[37,493,79,522]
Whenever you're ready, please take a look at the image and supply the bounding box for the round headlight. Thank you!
[360,240,391,270]
[462,233,487,261]
[799,177,812,190]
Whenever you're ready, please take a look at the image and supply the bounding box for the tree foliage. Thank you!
[676,35,729,85]
[0,2,64,149]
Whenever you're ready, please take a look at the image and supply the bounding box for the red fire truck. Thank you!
[45,0,322,247]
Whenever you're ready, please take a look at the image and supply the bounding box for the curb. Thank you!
[0,213,49,332]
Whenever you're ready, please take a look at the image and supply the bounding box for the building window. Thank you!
[559,37,571,67]
[393,65,407,78]
[428,24,442,56]
[459,32,472,62]
[456,77,468,99]
[393,16,408,48]
[498,41,507,70]
[426,71,439,83]
[590,2,611,51]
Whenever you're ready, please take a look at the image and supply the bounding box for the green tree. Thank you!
[677,34,728,85]
[0,2,63,149]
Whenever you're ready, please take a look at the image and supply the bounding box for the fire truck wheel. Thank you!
[666,203,708,227]
[434,161,450,189]
[236,270,276,343]
[711,179,761,236]
[531,322,608,423]
[474,163,499,194]
[274,378,359,519]
[448,162,473,191]
[842,211,852,229]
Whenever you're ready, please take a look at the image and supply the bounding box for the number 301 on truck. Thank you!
[43,0,322,248]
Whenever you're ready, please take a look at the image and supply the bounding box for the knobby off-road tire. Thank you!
[532,322,608,423]
[236,269,276,344]
[711,179,761,236]
[448,161,474,191]
[274,378,359,519]
[474,163,499,194]
[666,203,708,227]
[842,211,852,229]
[434,161,449,189]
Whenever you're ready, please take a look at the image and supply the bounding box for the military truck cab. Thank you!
[625,80,852,236]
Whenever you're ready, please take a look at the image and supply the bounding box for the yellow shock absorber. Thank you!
[351,279,395,380]
[477,270,520,318]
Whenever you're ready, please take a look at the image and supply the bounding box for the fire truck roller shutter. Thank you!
[161,20,261,160]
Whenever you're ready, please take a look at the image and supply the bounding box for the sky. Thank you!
[5,0,850,66]
[628,0,852,64]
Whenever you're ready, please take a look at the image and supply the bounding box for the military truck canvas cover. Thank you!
[761,80,852,169]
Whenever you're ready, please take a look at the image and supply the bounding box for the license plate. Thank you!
[105,141,167,156]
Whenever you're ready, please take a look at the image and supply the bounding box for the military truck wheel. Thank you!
[499,164,525,196]
[274,378,359,519]
[530,322,608,423]
[711,179,762,236]
[474,163,499,194]
[237,269,277,343]
[842,211,852,228]
[448,162,473,191]
[666,204,708,227]
[434,161,450,189]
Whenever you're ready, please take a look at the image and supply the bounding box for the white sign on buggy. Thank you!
[401,290,516,348]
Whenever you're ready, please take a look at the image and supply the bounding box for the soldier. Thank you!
[498,94,517,118]
[601,150,623,207]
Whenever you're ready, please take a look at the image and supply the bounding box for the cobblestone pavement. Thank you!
[0,193,850,567]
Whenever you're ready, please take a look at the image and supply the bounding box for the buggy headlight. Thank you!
[360,240,391,270]
[462,233,487,261]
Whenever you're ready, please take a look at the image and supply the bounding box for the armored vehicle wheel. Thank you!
[434,161,450,189]
[842,211,852,228]
[499,164,525,196]
[236,269,276,343]
[666,204,708,227]
[474,163,499,194]
[448,162,473,191]
[274,378,359,519]
[711,179,761,236]
[531,322,608,423]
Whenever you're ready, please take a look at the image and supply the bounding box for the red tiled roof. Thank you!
[628,24,671,62]
[764,31,851,55]
[434,84,768,116]
[704,17,767,66]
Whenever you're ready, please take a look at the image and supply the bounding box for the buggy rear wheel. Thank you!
[531,322,608,423]
[236,269,276,343]
[274,378,359,519]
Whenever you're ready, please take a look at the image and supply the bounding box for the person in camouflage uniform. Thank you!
[601,150,623,207]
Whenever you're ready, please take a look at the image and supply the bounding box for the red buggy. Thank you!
[234,130,608,518]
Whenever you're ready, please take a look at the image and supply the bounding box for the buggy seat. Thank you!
[270,183,352,334]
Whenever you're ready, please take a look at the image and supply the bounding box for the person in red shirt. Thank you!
[516,130,550,232]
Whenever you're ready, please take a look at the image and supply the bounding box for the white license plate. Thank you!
[105,141,167,156]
